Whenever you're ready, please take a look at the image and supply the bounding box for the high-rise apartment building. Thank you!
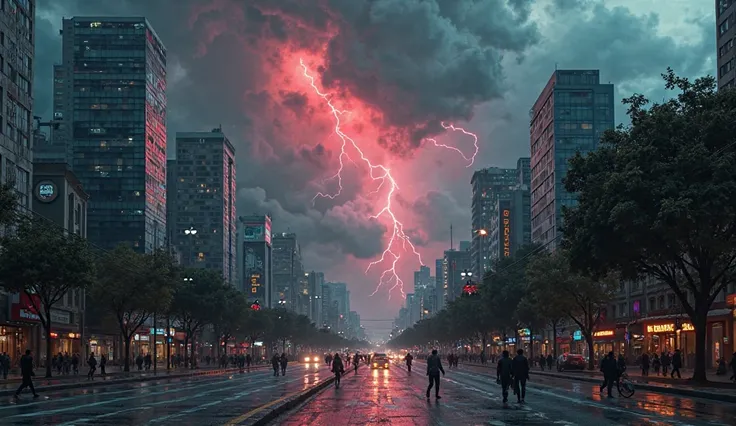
[434,258,444,311]
[272,233,303,310]
[168,129,237,283]
[238,215,273,305]
[529,70,614,249]
[307,271,324,326]
[59,17,167,252]
[470,167,518,277]
[0,0,34,214]
[443,248,472,304]
[488,186,531,263]
[718,0,736,89]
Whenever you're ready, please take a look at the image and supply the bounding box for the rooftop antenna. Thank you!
[450,224,453,251]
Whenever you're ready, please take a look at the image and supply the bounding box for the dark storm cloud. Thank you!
[403,191,469,247]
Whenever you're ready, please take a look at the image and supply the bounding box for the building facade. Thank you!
[470,167,518,277]
[0,0,35,215]
[434,258,444,311]
[487,186,531,263]
[238,215,272,306]
[529,70,614,249]
[169,129,237,284]
[718,0,736,89]
[59,17,167,253]
[307,271,325,326]
[272,233,303,311]
[443,248,472,304]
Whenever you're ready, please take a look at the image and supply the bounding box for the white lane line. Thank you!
[50,372,320,425]
[0,370,271,411]
[9,375,277,419]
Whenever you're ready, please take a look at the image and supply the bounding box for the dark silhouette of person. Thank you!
[512,349,530,403]
[599,351,619,398]
[425,349,445,399]
[15,349,39,399]
[496,350,513,404]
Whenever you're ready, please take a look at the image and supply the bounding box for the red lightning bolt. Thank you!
[300,58,424,299]
[425,122,480,167]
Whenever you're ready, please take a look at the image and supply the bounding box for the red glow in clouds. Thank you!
[300,59,479,299]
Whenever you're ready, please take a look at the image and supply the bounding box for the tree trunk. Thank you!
[123,335,132,372]
[44,315,53,378]
[528,326,534,363]
[551,319,558,359]
[481,333,487,363]
[214,327,221,360]
[166,316,171,371]
[191,334,197,369]
[184,335,190,368]
[585,334,595,370]
[692,303,710,383]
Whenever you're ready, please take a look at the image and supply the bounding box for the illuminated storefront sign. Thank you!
[593,330,615,338]
[646,322,694,333]
[502,209,511,257]
[250,273,262,294]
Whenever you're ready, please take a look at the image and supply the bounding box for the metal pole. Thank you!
[166,316,171,371]
[153,312,157,374]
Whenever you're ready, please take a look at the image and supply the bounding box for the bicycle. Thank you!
[617,372,635,398]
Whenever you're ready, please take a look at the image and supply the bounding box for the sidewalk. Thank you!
[0,364,268,397]
[457,361,736,403]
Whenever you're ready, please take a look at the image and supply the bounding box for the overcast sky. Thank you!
[35,0,715,338]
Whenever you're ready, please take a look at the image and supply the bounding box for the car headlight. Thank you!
[373,363,377,367]
[304,357,310,362]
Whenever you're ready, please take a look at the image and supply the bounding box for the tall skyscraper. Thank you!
[169,128,236,284]
[238,215,273,305]
[307,271,325,326]
[60,17,167,252]
[517,157,531,186]
[0,0,34,213]
[443,248,472,304]
[327,282,349,333]
[529,70,614,249]
[272,233,303,310]
[470,167,517,277]
[434,258,444,311]
[488,186,531,263]
[718,0,735,89]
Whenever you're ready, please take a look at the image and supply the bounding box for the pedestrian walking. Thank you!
[245,353,252,372]
[280,353,288,376]
[652,353,661,375]
[598,351,618,398]
[87,353,97,380]
[546,354,554,370]
[512,349,530,403]
[271,354,280,376]
[661,351,670,375]
[729,352,736,382]
[425,349,445,399]
[496,350,513,404]
[14,349,39,399]
[0,352,9,379]
[100,354,107,376]
[641,352,650,376]
[671,349,682,379]
[539,354,546,371]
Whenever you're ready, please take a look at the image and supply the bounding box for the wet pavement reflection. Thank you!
[0,363,327,425]
[275,361,735,425]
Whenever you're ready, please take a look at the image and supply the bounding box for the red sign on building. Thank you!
[11,293,41,322]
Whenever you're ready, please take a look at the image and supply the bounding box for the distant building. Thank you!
[60,17,167,253]
[238,215,273,305]
[470,167,518,277]
[488,186,531,263]
[307,271,325,326]
[169,129,237,284]
[435,259,444,311]
[717,0,736,89]
[529,70,614,249]
[443,248,472,304]
[272,233,303,311]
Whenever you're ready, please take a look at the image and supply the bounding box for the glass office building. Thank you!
[59,17,167,252]
[529,70,614,249]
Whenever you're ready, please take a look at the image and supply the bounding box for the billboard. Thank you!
[243,243,267,301]
[243,216,272,246]
[502,209,511,257]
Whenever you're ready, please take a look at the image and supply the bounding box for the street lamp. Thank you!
[183,277,193,282]
[477,229,488,236]
[184,226,197,236]
[184,227,197,266]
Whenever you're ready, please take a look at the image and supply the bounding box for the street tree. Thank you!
[172,268,226,367]
[526,250,617,370]
[92,246,177,372]
[563,70,736,381]
[0,218,95,377]
[212,287,248,358]
[0,182,17,226]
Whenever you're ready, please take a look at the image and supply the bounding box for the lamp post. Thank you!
[184,226,197,266]
[460,269,477,296]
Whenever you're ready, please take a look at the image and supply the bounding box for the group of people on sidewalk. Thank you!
[270,353,288,376]
[638,349,683,378]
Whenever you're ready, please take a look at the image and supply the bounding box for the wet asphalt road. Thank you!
[275,361,736,425]
[0,363,327,425]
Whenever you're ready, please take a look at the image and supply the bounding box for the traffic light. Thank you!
[251,301,261,311]
[462,282,479,296]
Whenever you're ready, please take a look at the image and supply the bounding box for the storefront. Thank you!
[592,329,617,363]
[643,319,695,368]
[4,292,43,366]
[88,335,116,362]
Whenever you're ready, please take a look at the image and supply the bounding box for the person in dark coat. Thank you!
[87,353,97,380]
[496,350,514,404]
[512,349,530,403]
[271,354,280,376]
[641,353,650,376]
[729,352,736,382]
[279,353,288,376]
[425,349,445,399]
[671,349,682,378]
[14,350,39,399]
[598,351,619,398]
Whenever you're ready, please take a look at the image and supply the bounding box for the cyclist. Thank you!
[599,351,618,398]
[404,352,414,373]
[332,353,345,389]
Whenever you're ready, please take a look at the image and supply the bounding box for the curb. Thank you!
[1,366,268,397]
[458,362,736,403]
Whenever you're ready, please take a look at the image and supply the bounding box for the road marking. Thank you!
[0,369,270,411]
[9,374,277,419]
[223,385,319,425]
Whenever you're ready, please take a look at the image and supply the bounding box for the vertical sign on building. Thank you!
[503,209,511,257]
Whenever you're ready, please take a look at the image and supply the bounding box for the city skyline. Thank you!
[31,1,715,332]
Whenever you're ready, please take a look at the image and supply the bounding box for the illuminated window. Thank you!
[197,252,205,261]
[581,123,593,130]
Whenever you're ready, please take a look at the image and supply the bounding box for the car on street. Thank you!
[557,353,586,371]
[302,354,320,364]
[371,352,390,369]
